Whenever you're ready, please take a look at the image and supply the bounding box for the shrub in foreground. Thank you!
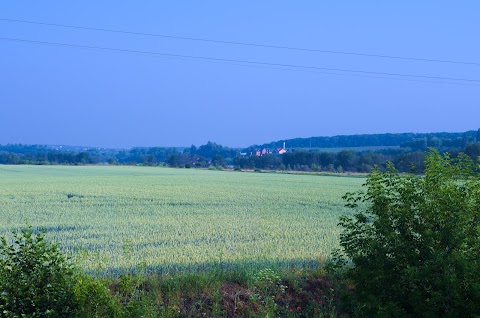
[0,227,77,317]
[339,151,480,317]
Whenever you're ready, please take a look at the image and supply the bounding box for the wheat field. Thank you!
[0,165,363,276]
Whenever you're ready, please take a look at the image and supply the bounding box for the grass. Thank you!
[126,267,343,317]
[0,165,363,276]
[74,266,346,317]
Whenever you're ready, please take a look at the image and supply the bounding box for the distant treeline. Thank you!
[254,130,478,149]
[0,145,103,165]
[0,141,237,167]
[1,130,479,173]
[234,144,480,173]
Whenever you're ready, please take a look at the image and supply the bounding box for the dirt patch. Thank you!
[220,282,256,317]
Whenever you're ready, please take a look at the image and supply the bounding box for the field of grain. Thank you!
[0,165,363,276]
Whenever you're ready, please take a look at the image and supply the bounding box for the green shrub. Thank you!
[252,268,286,316]
[0,226,77,317]
[339,150,480,317]
[73,274,120,318]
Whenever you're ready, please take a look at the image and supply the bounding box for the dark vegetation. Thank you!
[0,228,77,317]
[1,151,479,317]
[1,130,479,174]
[254,131,476,149]
[333,150,480,317]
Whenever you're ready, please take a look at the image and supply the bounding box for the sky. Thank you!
[1,1,479,148]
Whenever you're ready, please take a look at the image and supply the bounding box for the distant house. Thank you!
[277,142,287,154]
[252,143,286,156]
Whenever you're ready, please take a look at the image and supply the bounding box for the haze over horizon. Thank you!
[1,2,479,148]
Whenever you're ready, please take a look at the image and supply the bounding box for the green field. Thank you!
[0,165,363,276]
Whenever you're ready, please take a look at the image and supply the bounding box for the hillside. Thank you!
[251,130,478,150]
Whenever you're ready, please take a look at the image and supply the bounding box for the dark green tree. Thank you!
[189,144,197,155]
[166,154,180,167]
[465,142,480,161]
[211,155,225,167]
[463,132,470,147]
[336,150,357,170]
[339,150,480,317]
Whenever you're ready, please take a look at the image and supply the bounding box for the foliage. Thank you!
[255,131,476,150]
[0,226,160,318]
[252,268,287,315]
[73,274,120,318]
[196,141,238,159]
[465,142,480,160]
[0,227,77,317]
[339,150,480,317]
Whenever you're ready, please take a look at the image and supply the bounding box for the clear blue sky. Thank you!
[1,2,479,148]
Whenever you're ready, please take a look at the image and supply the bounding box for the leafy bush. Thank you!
[73,274,120,318]
[339,150,480,317]
[252,268,286,316]
[0,227,77,317]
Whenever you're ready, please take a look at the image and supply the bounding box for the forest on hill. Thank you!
[252,130,478,149]
[1,130,479,173]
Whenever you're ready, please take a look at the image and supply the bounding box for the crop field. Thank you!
[0,165,364,276]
